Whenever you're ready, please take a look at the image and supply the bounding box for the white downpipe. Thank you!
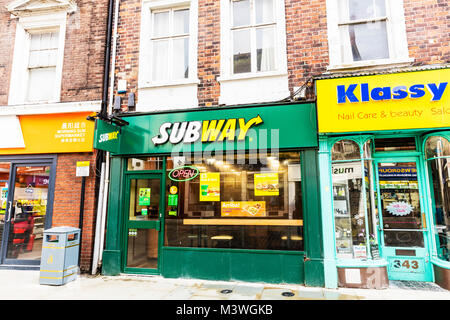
[91,162,105,274]
[98,152,110,264]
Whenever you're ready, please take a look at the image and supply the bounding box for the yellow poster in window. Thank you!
[200,172,220,201]
[221,201,266,217]
[254,173,279,196]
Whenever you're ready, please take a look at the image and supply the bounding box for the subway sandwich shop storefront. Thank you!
[95,102,325,286]
[316,67,450,290]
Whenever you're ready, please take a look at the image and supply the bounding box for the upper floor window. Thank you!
[338,0,389,62]
[326,0,411,70]
[231,0,276,74]
[151,7,190,82]
[7,11,68,105]
[27,31,59,102]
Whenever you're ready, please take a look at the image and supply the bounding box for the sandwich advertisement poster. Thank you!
[254,173,279,196]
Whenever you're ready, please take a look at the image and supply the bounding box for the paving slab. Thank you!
[0,270,448,300]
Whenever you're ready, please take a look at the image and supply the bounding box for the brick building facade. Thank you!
[110,0,448,112]
[0,0,109,272]
[97,0,450,289]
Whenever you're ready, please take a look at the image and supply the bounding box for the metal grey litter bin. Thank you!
[39,227,80,285]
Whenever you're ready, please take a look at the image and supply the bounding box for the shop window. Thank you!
[378,161,424,248]
[164,151,303,251]
[331,139,360,161]
[0,162,11,216]
[425,136,450,262]
[375,137,416,152]
[425,136,450,159]
[127,157,164,171]
[332,139,380,259]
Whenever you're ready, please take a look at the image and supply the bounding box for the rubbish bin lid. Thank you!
[44,226,80,234]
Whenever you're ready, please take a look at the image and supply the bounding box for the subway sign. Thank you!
[151,115,263,146]
[316,68,450,133]
[95,103,318,155]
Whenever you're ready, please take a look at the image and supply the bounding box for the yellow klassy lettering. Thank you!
[237,115,263,140]
[201,120,225,142]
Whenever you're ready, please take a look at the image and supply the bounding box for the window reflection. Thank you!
[331,139,360,161]
[332,139,379,259]
[164,152,303,251]
[428,155,450,261]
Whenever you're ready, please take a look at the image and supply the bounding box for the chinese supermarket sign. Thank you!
[0,112,95,155]
[316,68,450,133]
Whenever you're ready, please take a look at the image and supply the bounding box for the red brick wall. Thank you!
[0,0,108,104]
[52,152,98,272]
[285,0,329,96]
[0,8,17,105]
[197,0,221,107]
[403,0,450,65]
[114,0,141,110]
[111,0,450,110]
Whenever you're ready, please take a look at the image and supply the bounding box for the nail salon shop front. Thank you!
[316,68,450,289]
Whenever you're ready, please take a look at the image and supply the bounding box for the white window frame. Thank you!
[219,0,288,81]
[326,0,413,71]
[8,12,67,105]
[138,0,199,88]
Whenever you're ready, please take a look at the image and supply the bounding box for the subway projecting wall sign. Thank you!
[151,115,263,145]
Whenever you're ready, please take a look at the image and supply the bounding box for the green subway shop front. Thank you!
[95,102,325,286]
[316,67,450,290]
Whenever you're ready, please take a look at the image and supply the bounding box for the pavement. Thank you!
[0,269,449,300]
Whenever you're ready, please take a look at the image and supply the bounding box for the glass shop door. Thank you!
[375,158,433,281]
[123,173,164,274]
[1,163,51,266]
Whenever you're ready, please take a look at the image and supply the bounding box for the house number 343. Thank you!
[393,260,419,269]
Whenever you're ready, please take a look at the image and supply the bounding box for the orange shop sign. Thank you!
[0,112,95,155]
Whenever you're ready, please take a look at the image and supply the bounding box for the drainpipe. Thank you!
[91,0,118,274]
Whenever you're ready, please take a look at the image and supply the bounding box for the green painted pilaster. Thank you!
[101,156,124,275]
[302,149,325,287]
[318,136,338,288]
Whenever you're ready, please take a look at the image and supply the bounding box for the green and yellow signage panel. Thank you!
[94,103,318,155]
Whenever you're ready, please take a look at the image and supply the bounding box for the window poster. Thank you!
[168,194,178,206]
[199,172,220,201]
[353,245,367,259]
[221,201,266,217]
[254,173,279,196]
[138,188,151,206]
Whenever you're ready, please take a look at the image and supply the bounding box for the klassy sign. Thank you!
[316,68,450,133]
